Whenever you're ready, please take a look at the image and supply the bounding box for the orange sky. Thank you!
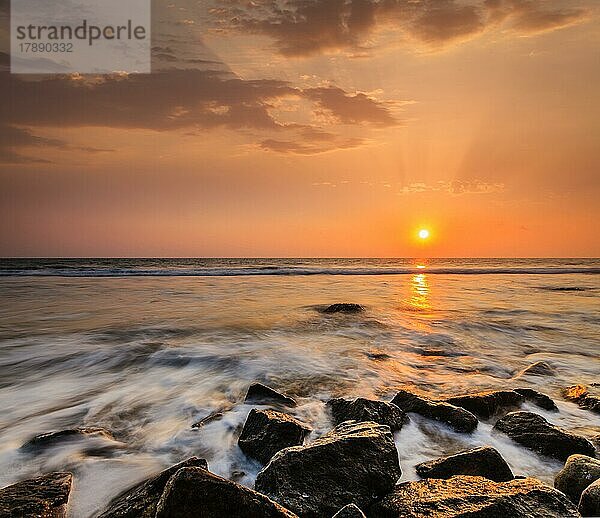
[1,0,599,257]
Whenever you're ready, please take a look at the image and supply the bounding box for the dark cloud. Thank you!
[260,128,366,154]
[212,0,588,56]
[0,69,397,162]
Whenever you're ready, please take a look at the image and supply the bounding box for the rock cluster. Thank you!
[445,390,524,419]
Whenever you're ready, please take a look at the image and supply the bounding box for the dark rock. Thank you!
[327,397,408,431]
[493,411,595,461]
[255,421,401,517]
[192,411,224,429]
[21,427,115,451]
[415,446,513,482]
[368,476,579,517]
[98,457,208,517]
[562,384,589,402]
[332,503,366,517]
[580,395,600,414]
[391,390,478,433]
[445,390,524,419]
[154,467,297,518]
[238,409,311,464]
[519,361,555,377]
[0,472,72,518]
[514,388,558,411]
[579,478,600,517]
[554,454,600,504]
[245,383,297,407]
[323,304,365,314]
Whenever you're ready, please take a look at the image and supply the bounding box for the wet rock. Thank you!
[245,383,297,407]
[327,397,408,431]
[445,390,524,419]
[323,303,365,314]
[514,387,558,411]
[562,384,589,402]
[192,411,224,429]
[332,503,366,517]
[519,361,555,377]
[368,476,578,517]
[580,395,600,414]
[98,457,208,517]
[0,472,72,518]
[415,446,514,482]
[154,467,297,518]
[255,421,401,517]
[554,454,600,504]
[391,390,478,433]
[21,426,115,451]
[579,478,600,517]
[238,409,311,464]
[493,411,595,461]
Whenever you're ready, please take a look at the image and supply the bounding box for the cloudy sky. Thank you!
[1,0,598,257]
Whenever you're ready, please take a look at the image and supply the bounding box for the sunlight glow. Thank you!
[418,229,430,240]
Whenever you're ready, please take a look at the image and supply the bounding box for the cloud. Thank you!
[0,68,398,162]
[260,128,366,154]
[397,180,505,195]
[211,0,589,56]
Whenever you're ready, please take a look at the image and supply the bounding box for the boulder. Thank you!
[391,390,477,433]
[0,472,72,518]
[562,384,589,402]
[445,390,524,419]
[98,457,208,517]
[518,361,555,377]
[368,476,578,517]
[245,383,297,407]
[327,397,408,431]
[415,446,513,482]
[514,388,558,411]
[580,395,600,414]
[579,478,600,517]
[255,421,401,517]
[554,454,600,504]
[154,467,297,518]
[332,503,366,517]
[21,426,115,451]
[493,411,595,461]
[323,303,365,314]
[238,409,311,464]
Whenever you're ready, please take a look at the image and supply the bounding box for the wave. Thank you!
[1,267,599,277]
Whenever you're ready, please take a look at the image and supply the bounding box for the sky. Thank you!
[0,0,599,257]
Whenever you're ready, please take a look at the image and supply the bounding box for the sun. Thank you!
[418,228,430,240]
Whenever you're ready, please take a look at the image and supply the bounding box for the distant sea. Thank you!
[0,258,598,516]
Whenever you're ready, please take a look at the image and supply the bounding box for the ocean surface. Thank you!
[0,258,598,517]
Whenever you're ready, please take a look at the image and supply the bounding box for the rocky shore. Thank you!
[1,330,599,518]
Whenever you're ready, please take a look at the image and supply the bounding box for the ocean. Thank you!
[0,258,598,516]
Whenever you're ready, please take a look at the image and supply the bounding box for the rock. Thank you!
[554,454,600,504]
[192,411,224,429]
[580,395,600,414]
[154,467,297,518]
[332,503,366,517]
[327,397,408,431]
[323,303,365,314]
[493,411,595,461]
[445,390,524,419]
[255,421,401,517]
[415,446,513,482]
[0,472,72,518]
[368,476,579,517]
[21,426,115,451]
[562,384,589,402]
[245,383,297,407]
[238,409,311,464]
[391,390,478,433]
[579,478,600,517]
[519,361,555,377]
[98,457,208,517]
[514,388,558,411]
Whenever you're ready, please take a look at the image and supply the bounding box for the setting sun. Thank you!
[418,229,430,240]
